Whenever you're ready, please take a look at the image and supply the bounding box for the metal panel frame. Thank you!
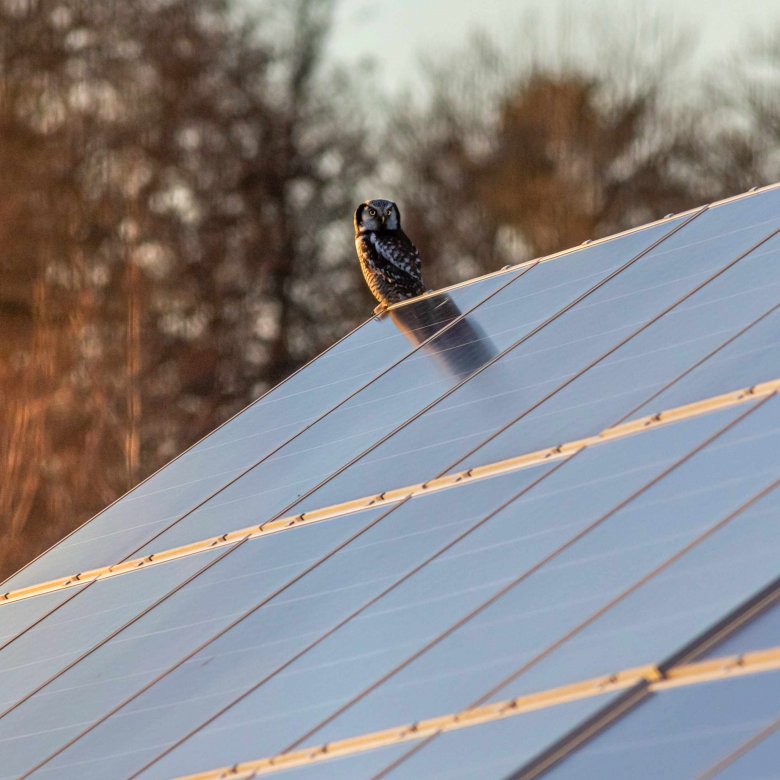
[167,646,780,780]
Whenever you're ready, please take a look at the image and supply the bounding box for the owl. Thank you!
[354,199,426,313]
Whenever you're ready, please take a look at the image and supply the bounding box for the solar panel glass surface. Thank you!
[2,274,515,593]
[537,670,780,780]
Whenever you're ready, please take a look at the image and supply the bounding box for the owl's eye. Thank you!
[368,208,377,217]
[386,209,392,215]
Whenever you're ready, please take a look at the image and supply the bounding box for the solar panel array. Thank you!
[2,184,780,779]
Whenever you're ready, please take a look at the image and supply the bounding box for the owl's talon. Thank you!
[373,302,388,317]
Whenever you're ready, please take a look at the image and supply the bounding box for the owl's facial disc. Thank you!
[355,198,400,235]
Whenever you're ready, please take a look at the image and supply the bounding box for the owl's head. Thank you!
[354,199,401,235]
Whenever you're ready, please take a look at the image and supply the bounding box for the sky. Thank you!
[321,0,780,93]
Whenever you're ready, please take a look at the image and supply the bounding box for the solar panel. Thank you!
[467,232,780,468]
[1,185,780,780]
[2,272,517,593]
[120,215,687,558]
[701,719,780,779]
[0,551,223,716]
[698,595,780,659]
[630,303,780,418]
[535,670,780,780]
[283,192,780,513]
[349,694,622,780]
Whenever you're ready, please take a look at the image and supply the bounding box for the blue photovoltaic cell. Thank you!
[375,693,621,780]
[702,721,780,779]
[628,303,780,420]
[698,597,780,660]
[539,671,780,780]
[21,467,549,777]
[459,229,780,469]
[105,406,749,779]
[123,216,686,556]
[0,550,223,715]
[2,274,512,593]
[479,408,780,706]
[285,188,780,513]
[293,398,780,749]
[0,587,85,651]
[0,510,391,780]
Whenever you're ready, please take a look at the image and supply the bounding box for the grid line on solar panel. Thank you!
[606,300,780,429]
[388,180,780,314]
[384,477,780,780]
[275,398,773,760]
[662,573,780,671]
[0,540,244,728]
[696,713,780,780]
[0,311,382,593]
[494,486,780,780]
[513,666,780,780]
[9,370,776,772]
[1,255,526,597]
[163,647,780,780]
[0,379,776,611]
[508,684,649,780]
[378,223,780,502]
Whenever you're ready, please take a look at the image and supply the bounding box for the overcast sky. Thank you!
[316,0,780,93]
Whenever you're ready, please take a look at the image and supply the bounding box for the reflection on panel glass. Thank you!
[23,467,556,780]
[287,188,780,514]
[376,692,620,780]
[137,217,688,556]
[3,274,512,593]
[540,671,780,780]
[463,230,780,468]
[389,293,498,380]
[103,407,749,780]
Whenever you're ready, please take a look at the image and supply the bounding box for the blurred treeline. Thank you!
[1,0,778,579]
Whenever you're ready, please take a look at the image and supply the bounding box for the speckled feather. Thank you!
[354,200,426,307]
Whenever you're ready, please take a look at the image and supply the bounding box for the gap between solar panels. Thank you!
[168,645,780,780]
[1,379,778,609]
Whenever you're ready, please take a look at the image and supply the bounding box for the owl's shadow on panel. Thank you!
[389,294,498,381]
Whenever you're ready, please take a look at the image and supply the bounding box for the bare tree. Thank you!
[384,26,709,287]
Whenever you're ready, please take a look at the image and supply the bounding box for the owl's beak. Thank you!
[380,214,386,224]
